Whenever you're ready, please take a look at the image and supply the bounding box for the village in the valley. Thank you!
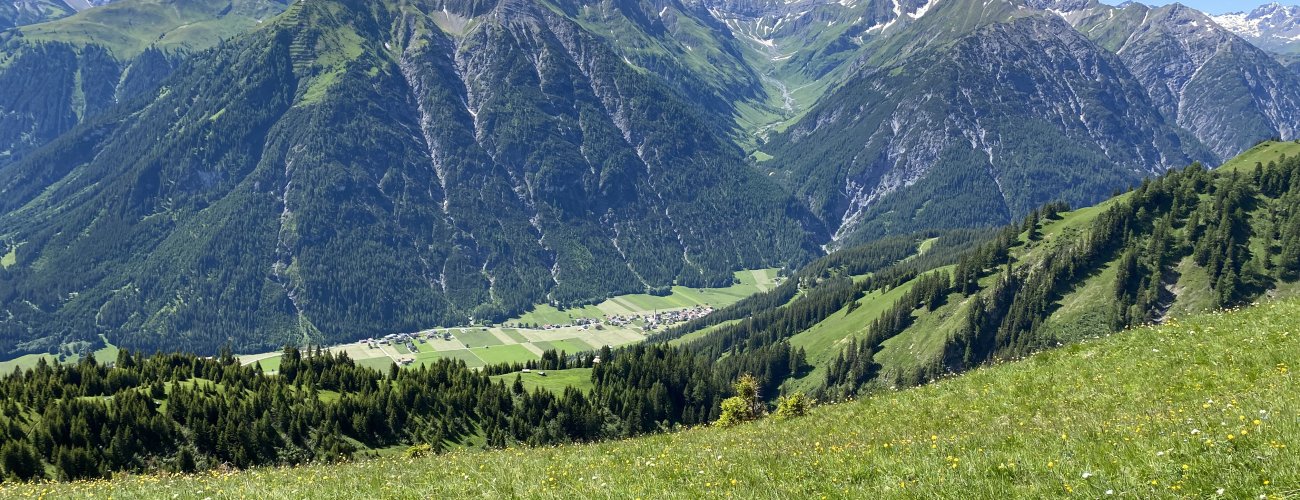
[368,305,716,367]
[239,269,782,373]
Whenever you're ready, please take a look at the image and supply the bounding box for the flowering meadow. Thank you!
[6,298,1297,498]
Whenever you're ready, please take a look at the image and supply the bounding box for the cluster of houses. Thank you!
[642,306,714,329]
[533,306,716,332]
[367,333,419,351]
[368,331,458,352]
[535,317,602,331]
[602,314,639,328]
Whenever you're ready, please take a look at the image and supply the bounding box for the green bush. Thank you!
[775,392,811,420]
[715,374,764,427]
[404,444,433,459]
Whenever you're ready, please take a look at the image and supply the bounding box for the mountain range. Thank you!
[0,0,822,355]
[1213,2,1300,54]
[1,0,1299,356]
[1213,2,1300,74]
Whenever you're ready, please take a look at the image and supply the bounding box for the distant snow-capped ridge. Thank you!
[1213,3,1300,51]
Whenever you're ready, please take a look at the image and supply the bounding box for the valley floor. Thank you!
[236,269,781,374]
[20,298,1299,498]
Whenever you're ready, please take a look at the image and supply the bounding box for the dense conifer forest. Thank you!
[4,148,1296,482]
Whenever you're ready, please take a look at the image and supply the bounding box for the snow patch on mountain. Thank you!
[908,0,939,19]
[1212,3,1300,52]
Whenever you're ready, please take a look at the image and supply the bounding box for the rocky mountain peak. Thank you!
[1212,2,1300,53]
[1248,2,1300,19]
[1021,0,1095,11]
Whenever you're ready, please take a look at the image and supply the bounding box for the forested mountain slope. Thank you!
[665,142,1300,400]
[0,0,819,357]
[0,0,287,166]
[3,0,1300,357]
[0,141,1294,489]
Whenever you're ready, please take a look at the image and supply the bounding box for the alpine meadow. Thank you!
[0,0,1299,497]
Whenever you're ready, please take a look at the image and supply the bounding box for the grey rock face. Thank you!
[770,13,1209,245]
[1073,3,1300,159]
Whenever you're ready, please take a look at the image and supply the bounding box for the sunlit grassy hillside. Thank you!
[16,0,288,57]
[777,142,1300,393]
[1217,140,1300,173]
[12,298,1298,498]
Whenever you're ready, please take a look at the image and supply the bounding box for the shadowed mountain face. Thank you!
[0,0,819,355]
[0,0,289,167]
[708,0,1300,246]
[1,0,1298,356]
[1,0,79,30]
[767,13,1209,245]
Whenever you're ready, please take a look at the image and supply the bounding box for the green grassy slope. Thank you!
[870,268,962,383]
[490,368,594,394]
[16,0,288,57]
[782,214,1112,388]
[719,142,1300,397]
[0,0,75,30]
[25,299,1299,498]
[0,336,117,373]
[784,279,918,393]
[1217,140,1300,173]
[667,318,740,347]
[0,244,15,268]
